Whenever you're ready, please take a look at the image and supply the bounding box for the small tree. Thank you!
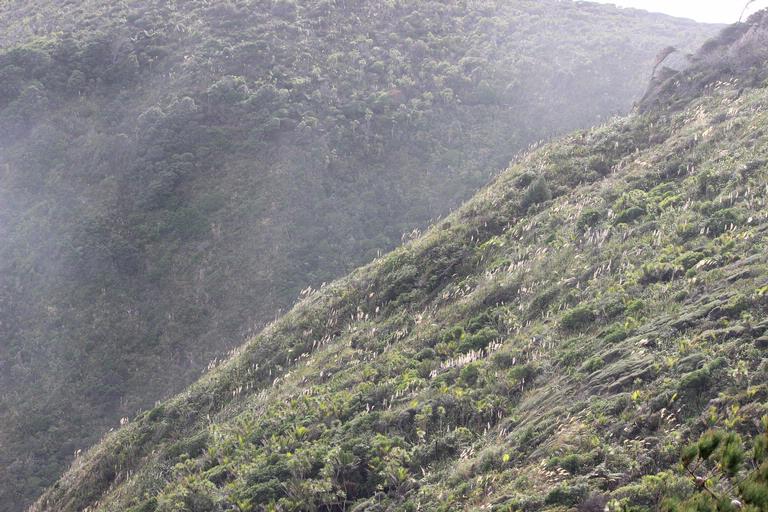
[664,418,768,512]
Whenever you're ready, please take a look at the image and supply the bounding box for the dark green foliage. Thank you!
[460,364,481,386]
[676,251,706,270]
[492,352,517,369]
[457,327,499,353]
[697,431,725,460]
[678,367,712,403]
[240,479,282,506]
[381,264,421,304]
[545,483,589,507]
[664,423,768,512]
[146,405,165,423]
[578,208,604,231]
[601,325,631,345]
[739,479,768,510]
[416,348,436,361]
[507,364,538,384]
[582,356,606,373]
[641,262,683,284]
[442,326,466,345]
[521,177,553,211]
[721,436,744,477]
[529,286,561,319]
[706,208,744,236]
[467,311,496,334]
[163,433,209,461]
[548,452,598,475]
[709,294,752,321]
[589,157,613,176]
[127,498,157,512]
[561,306,597,332]
[615,205,647,224]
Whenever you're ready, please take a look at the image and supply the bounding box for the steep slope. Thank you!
[31,12,768,512]
[0,1,719,509]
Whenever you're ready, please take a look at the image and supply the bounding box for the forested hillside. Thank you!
[0,1,718,509]
[29,10,768,512]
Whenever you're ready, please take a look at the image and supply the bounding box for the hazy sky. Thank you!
[585,0,768,24]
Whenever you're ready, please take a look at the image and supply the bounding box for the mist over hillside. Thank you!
[0,1,723,510]
[29,9,768,512]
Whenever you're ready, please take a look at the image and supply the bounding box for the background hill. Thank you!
[30,11,768,512]
[0,1,718,509]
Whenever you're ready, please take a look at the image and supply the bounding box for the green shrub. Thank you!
[521,177,552,210]
[507,364,538,384]
[665,426,768,512]
[613,190,648,221]
[458,327,498,353]
[588,156,612,176]
[156,477,218,512]
[676,219,701,241]
[601,326,629,344]
[561,306,596,332]
[163,432,209,461]
[545,483,588,507]
[582,356,605,373]
[705,208,743,236]
[614,205,646,224]
[578,208,603,231]
[381,263,420,303]
[601,296,627,319]
[709,294,751,320]
[416,348,436,361]
[529,287,561,318]
[442,326,465,344]
[675,251,705,270]
[466,311,496,333]
[547,452,596,474]
[147,405,165,422]
[460,364,480,386]
[492,352,517,369]
[640,262,681,284]
[127,498,158,512]
[678,366,714,408]
[241,478,283,506]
